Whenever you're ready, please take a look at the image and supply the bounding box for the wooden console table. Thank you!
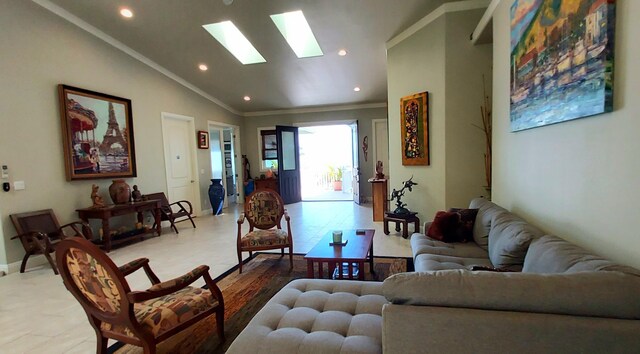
[369,179,388,221]
[77,200,161,252]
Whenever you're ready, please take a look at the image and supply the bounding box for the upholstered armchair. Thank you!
[55,237,225,354]
[10,209,92,274]
[236,189,293,273]
[144,192,196,234]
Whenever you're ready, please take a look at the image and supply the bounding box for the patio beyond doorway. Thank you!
[299,125,355,201]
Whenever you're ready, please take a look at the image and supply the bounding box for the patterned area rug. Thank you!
[110,253,409,354]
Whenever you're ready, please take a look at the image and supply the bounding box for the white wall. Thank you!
[492,0,640,268]
[387,6,491,220]
[0,1,241,266]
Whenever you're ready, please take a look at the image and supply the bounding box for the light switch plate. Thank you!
[1,165,8,179]
[14,181,25,190]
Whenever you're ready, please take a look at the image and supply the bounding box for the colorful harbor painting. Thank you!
[510,0,615,131]
[58,85,137,180]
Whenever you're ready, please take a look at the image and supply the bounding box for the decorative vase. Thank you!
[208,179,225,215]
[109,179,131,204]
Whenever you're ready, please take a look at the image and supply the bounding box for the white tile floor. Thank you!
[0,201,413,353]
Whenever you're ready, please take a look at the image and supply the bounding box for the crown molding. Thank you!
[471,0,500,45]
[32,0,242,116]
[244,102,387,117]
[386,0,491,50]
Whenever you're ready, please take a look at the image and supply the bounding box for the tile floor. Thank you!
[0,201,414,353]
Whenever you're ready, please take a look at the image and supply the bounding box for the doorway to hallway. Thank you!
[299,125,355,201]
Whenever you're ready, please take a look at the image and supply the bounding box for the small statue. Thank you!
[388,176,418,214]
[132,185,142,202]
[91,184,105,208]
[375,161,385,179]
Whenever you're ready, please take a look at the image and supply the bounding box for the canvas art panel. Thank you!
[58,85,137,180]
[510,0,616,131]
[400,92,429,166]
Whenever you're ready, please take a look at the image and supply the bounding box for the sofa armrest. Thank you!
[383,270,640,319]
[382,304,640,354]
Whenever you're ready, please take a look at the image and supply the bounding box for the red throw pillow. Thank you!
[427,211,460,241]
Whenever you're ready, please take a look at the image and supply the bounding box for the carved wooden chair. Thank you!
[144,192,195,234]
[10,209,93,274]
[237,189,293,273]
[55,237,225,354]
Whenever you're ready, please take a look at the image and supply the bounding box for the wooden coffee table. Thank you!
[304,229,375,280]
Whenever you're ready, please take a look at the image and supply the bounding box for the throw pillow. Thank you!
[449,208,479,243]
[427,211,459,241]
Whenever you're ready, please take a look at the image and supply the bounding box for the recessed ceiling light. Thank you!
[203,21,266,65]
[120,8,133,18]
[198,64,208,71]
[338,49,347,56]
[244,96,251,101]
[270,11,323,58]
[354,87,361,92]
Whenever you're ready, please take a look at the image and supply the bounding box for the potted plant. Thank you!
[328,166,343,191]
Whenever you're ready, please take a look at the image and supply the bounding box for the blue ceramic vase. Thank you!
[208,179,225,215]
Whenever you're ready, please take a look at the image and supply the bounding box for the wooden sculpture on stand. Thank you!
[91,184,105,208]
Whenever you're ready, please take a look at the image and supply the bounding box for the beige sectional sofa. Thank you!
[228,198,640,353]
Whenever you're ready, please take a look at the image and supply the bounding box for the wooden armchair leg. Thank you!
[216,307,226,342]
[170,219,179,234]
[237,250,243,274]
[289,247,293,269]
[96,334,108,354]
[19,251,32,273]
[187,215,196,229]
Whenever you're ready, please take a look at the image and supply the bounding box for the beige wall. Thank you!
[492,1,640,269]
[242,108,387,199]
[0,1,241,266]
[387,8,491,220]
[444,10,493,208]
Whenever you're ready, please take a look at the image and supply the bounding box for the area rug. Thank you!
[110,253,410,354]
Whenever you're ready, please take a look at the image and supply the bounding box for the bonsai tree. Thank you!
[327,166,343,191]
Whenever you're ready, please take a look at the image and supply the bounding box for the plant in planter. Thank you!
[327,166,343,191]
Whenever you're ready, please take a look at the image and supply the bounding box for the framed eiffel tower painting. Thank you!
[58,85,137,180]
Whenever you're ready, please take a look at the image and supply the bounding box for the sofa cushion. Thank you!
[523,235,640,275]
[383,270,640,320]
[227,279,386,354]
[414,254,492,272]
[426,211,459,241]
[448,208,479,242]
[411,233,489,259]
[469,197,507,250]
[488,211,543,271]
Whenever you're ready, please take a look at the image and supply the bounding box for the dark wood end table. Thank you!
[383,212,420,239]
[76,200,161,252]
[304,229,375,280]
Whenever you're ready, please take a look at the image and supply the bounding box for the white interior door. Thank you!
[350,121,361,204]
[162,113,198,214]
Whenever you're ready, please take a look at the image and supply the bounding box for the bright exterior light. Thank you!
[202,21,266,65]
[120,8,133,18]
[243,96,251,101]
[198,64,208,71]
[270,11,323,58]
[354,87,361,92]
[338,49,347,56]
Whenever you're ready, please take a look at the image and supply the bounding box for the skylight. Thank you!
[270,10,323,58]
[202,21,266,65]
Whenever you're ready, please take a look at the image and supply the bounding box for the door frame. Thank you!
[208,120,243,206]
[161,112,202,216]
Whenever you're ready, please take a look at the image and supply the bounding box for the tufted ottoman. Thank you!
[227,279,387,353]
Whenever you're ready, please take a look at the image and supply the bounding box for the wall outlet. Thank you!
[14,181,25,190]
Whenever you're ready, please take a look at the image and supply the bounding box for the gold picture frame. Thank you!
[400,92,429,166]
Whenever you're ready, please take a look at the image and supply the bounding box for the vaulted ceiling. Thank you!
[43,0,454,114]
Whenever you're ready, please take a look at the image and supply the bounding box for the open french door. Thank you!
[351,121,361,204]
[276,125,301,204]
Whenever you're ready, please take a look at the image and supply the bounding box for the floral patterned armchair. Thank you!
[55,237,224,354]
[236,189,293,273]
